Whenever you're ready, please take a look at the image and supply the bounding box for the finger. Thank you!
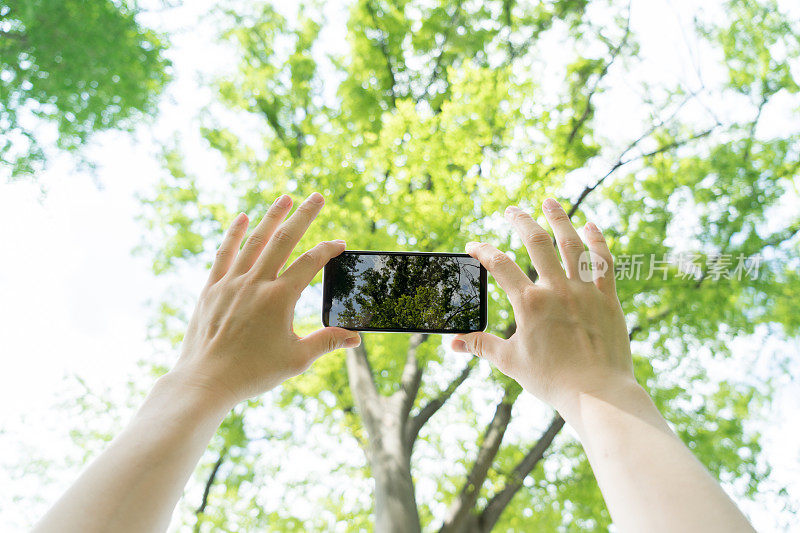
[583,222,617,296]
[230,194,293,276]
[542,198,588,281]
[465,242,532,304]
[207,213,249,285]
[504,206,565,283]
[300,328,362,360]
[452,332,510,371]
[281,240,346,293]
[253,192,325,280]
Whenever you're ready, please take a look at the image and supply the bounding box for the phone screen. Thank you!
[322,251,487,333]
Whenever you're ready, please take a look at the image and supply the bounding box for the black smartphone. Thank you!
[322,251,487,333]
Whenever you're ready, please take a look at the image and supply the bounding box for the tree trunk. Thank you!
[346,341,422,533]
[368,398,421,533]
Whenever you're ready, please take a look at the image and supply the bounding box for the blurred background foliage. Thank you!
[0,0,170,178]
[3,0,800,531]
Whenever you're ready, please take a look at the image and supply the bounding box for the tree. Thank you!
[136,0,799,530]
[0,0,170,180]
[329,254,482,330]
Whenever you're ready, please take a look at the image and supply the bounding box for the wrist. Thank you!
[555,374,650,433]
[153,368,239,417]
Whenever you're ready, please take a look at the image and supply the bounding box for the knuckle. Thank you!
[586,231,605,244]
[560,236,585,253]
[524,231,552,247]
[471,335,484,356]
[300,249,320,267]
[510,209,529,221]
[326,335,340,353]
[488,252,511,269]
[214,247,231,261]
[271,228,294,245]
[550,280,572,298]
[240,272,262,290]
[548,209,569,222]
[245,232,267,249]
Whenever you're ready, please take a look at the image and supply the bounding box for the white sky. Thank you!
[1,0,799,530]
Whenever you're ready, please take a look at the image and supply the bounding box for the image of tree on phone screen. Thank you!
[328,254,481,330]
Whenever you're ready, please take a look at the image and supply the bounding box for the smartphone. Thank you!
[322,251,487,333]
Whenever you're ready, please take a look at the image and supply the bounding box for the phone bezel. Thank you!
[322,250,488,334]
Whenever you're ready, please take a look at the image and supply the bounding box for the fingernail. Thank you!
[586,222,599,233]
[332,239,346,246]
[452,340,468,352]
[465,241,479,251]
[308,192,324,204]
[543,198,560,212]
[343,336,361,348]
[233,212,248,225]
[504,206,519,218]
[276,194,292,208]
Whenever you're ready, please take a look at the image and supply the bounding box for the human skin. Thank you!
[451,198,755,533]
[33,192,361,533]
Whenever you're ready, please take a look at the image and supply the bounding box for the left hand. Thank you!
[169,192,361,407]
[451,199,633,417]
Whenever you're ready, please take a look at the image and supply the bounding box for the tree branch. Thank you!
[194,447,227,531]
[763,222,800,248]
[439,384,521,533]
[405,358,476,452]
[255,100,282,138]
[416,5,462,106]
[365,1,399,107]
[567,125,718,218]
[477,413,565,532]
[566,5,632,147]
[628,307,673,340]
[742,94,768,167]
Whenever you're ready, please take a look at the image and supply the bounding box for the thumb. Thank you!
[451,332,507,367]
[300,327,362,359]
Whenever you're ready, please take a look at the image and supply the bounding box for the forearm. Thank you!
[34,371,233,533]
[34,194,358,532]
[561,379,754,533]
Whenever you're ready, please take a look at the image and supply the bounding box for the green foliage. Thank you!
[0,0,170,179]
[133,0,800,530]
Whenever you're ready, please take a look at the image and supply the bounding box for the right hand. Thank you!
[452,198,636,417]
[169,192,361,407]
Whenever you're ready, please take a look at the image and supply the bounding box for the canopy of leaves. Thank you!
[0,0,171,179]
